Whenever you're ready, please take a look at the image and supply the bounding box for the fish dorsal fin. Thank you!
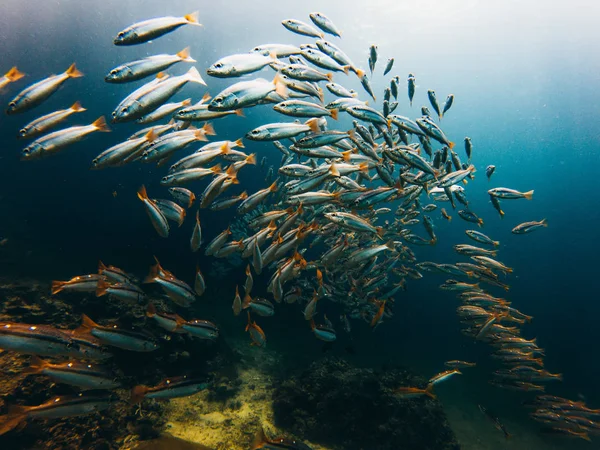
[75,314,98,334]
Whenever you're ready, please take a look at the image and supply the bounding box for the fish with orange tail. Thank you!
[246,312,266,347]
[130,375,210,404]
[252,426,313,449]
[394,386,436,400]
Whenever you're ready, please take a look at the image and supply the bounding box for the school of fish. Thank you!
[1,9,592,447]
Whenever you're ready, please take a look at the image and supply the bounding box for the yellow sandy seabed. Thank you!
[161,353,329,450]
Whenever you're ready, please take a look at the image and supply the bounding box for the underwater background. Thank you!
[1,0,599,449]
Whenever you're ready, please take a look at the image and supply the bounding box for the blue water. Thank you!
[1,0,599,447]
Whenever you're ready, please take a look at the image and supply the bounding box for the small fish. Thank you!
[0,393,112,436]
[207,52,279,78]
[488,188,534,200]
[176,317,218,340]
[368,44,378,74]
[407,74,416,106]
[0,66,25,90]
[464,137,472,161]
[19,101,87,139]
[359,72,376,101]
[441,208,452,221]
[486,165,496,180]
[441,94,454,118]
[274,100,338,120]
[310,319,336,342]
[169,187,196,208]
[51,274,104,295]
[427,90,442,120]
[22,116,110,160]
[252,427,314,449]
[512,219,548,234]
[383,58,394,75]
[479,405,511,439]
[465,230,499,247]
[282,19,324,39]
[233,286,242,316]
[194,266,206,296]
[394,386,436,399]
[153,199,186,227]
[0,323,75,357]
[131,376,210,403]
[444,360,476,369]
[7,64,83,114]
[428,369,462,386]
[243,295,275,317]
[22,356,120,390]
[458,210,484,227]
[146,303,186,333]
[105,47,196,83]
[246,312,267,347]
[309,12,342,38]
[144,259,196,307]
[96,279,145,303]
[114,12,201,45]
[490,195,505,218]
[75,315,158,352]
[137,185,170,238]
[209,75,288,111]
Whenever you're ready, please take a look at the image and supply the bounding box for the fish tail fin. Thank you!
[51,281,66,295]
[540,218,548,227]
[245,311,252,331]
[194,128,209,142]
[358,162,370,173]
[21,355,47,375]
[330,108,339,121]
[342,65,351,75]
[239,191,248,200]
[130,385,150,404]
[202,122,216,136]
[424,384,437,399]
[493,240,499,247]
[137,185,149,201]
[98,260,107,274]
[251,427,269,449]
[242,293,251,309]
[96,278,109,297]
[184,11,202,26]
[143,263,159,284]
[448,141,455,150]
[145,129,158,142]
[523,190,534,200]
[66,63,84,78]
[200,92,212,104]
[355,68,365,78]
[326,72,333,82]
[318,87,324,104]
[146,302,157,318]
[234,109,245,117]
[269,181,278,192]
[181,98,192,107]
[273,73,288,98]
[75,314,98,335]
[306,117,320,133]
[5,66,25,82]
[0,405,28,436]
[245,154,257,165]
[342,150,352,162]
[186,66,206,86]
[376,227,385,239]
[329,162,340,177]
[478,218,484,228]
[92,116,111,132]
[70,101,86,112]
[211,164,222,174]
[234,138,245,149]
[177,47,196,63]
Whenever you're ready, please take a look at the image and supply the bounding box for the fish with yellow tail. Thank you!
[0,66,25,90]
[7,63,83,114]
[113,12,201,46]
[22,116,110,160]
[137,185,170,238]
[130,375,210,404]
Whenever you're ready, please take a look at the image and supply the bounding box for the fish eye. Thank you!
[22,148,30,154]
[111,111,117,117]
[121,107,128,113]
[19,129,27,136]
[110,69,117,75]
[214,63,223,68]
[117,31,125,38]
[8,101,16,108]
[251,130,259,135]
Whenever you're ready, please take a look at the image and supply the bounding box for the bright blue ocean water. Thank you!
[0,0,599,445]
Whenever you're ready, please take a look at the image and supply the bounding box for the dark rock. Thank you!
[272,357,460,450]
